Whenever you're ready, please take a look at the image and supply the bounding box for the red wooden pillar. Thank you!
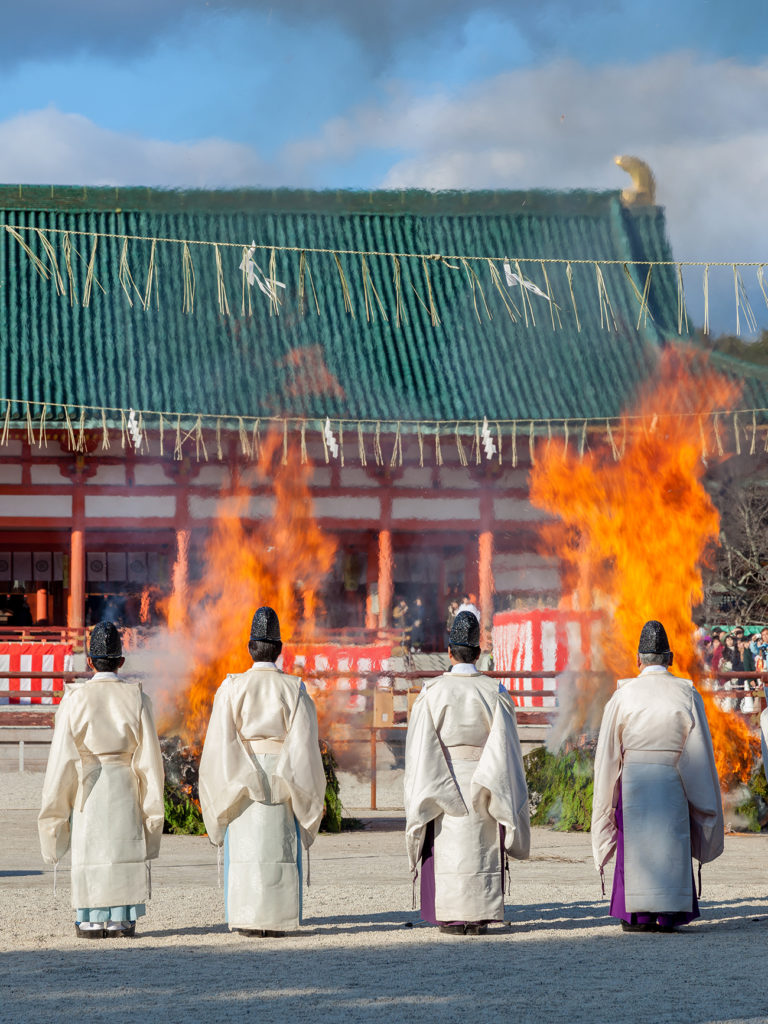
[35,587,48,623]
[478,530,494,642]
[68,486,86,630]
[365,532,378,629]
[377,529,393,629]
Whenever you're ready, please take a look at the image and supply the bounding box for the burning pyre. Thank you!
[530,348,760,790]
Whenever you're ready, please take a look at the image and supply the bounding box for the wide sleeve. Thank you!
[403,690,467,872]
[471,688,530,860]
[271,684,326,848]
[133,692,166,860]
[199,679,268,846]
[38,691,79,864]
[591,693,623,871]
[678,691,724,864]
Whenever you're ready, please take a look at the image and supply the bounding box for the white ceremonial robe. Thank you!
[591,666,724,913]
[38,674,165,909]
[404,665,530,923]
[198,663,326,932]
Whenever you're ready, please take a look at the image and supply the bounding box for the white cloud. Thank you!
[284,53,768,331]
[0,108,268,189]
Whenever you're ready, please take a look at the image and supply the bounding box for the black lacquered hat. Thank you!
[449,609,480,648]
[88,621,122,659]
[250,606,281,643]
[638,619,671,655]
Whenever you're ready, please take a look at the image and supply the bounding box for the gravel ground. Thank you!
[2,772,768,1024]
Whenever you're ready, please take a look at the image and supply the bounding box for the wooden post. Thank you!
[370,727,377,810]
[478,530,494,645]
[69,527,85,630]
[35,587,48,623]
[377,528,393,629]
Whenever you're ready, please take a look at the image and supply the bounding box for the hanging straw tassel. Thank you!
[511,421,517,468]
[64,406,76,451]
[361,256,388,323]
[334,254,355,318]
[698,416,708,459]
[62,232,77,306]
[240,246,252,318]
[35,230,65,296]
[137,411,147,455]
[676,264,689,335]
[703,265,710,335]
[0,400,10,447]
[606,419,619,461]
[733,412,742,456]
[252,419,261,461]
[76,407,86,453]
[216,418,223,461]
[118,238,143,307]
[215,245,230,316]
[528,421,536,465]
[514,259,535,327]
[39,404,48,448]
[455,423,468,467]
[195,416,208,462]
[120,409,127,450]
[338,421,345,468]
[100,408,110,451]
[713,413,724,455]
[389,422,402,469]
[237,417,251,458]
[595,263,617,331]
[5,226,50,281]
[733,266,757,337]
[374,423,384,466]
[174,415,183,461]
[435,424,443,466]
[142,240,158,311]
[321,421,329,464]
[182,243,196,314]
[540,261,561,329]
[421,257,440,327]
[269,248,282,317]
[392,257,405,327]
[159,414,165,457]
[357,422,367,467]
[82,236,99,308]
[300,421,308,464]
[579,420,588,459]
[496,421,502,465]
[417,422,424,467]
[461,258,492,324]
[282,419,288,465]
[750,411,757,456]
[566,262,581,332]
[25,403,35,447]
[487,259,519,322]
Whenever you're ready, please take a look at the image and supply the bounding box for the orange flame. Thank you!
[159,432,337,745]
[530,348,759,788]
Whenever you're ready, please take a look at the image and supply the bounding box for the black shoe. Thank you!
[75,923,105,939]
[464,924,488,936]
[439,924,466,935]
[234,928,286,937]
[620,920,657,933]
[104,921,136,939]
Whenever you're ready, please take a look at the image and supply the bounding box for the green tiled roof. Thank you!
[0,184,684,427]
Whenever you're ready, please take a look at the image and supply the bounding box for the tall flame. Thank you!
[158,432,337,745]
[530,348,759,788]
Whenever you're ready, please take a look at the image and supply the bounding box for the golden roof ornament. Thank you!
[614,154,656,206]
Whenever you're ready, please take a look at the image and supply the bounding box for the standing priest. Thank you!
[404,611,530,935]
[199,606,326,936]
[592,619,724,932]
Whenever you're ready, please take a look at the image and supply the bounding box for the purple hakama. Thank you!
[609,787,699,927]
[419,821,505,926]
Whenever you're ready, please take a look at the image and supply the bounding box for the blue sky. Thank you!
[0,0,767,330]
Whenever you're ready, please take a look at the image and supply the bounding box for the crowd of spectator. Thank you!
[698,625,768,712]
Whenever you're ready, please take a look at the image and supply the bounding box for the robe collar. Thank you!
[89,671,120,682]
[639,664,669,676]
[251,661,278,670]
[449,663,480,676]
